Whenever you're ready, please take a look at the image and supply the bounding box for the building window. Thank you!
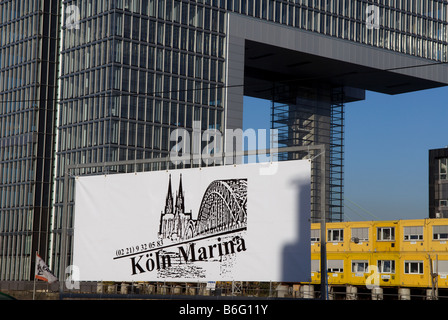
[433,225,448,240]
[404,261,424,274]
[440,200,448,207]
[351,260,369,273]
[311,260,320,273]
[378,260,395,274]
[440,158,447,180]
[327,228,344,242]
[311,229,320,242]
[403,226,423,241]
[327,260,344,273]
[377,227,395,241]
[436,260,448,276]
[351,227,369,242]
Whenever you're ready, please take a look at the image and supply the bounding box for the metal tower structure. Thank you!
[271,85,345,222]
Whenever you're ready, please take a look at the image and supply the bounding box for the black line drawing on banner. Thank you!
[158,174,247,242]
[153,174,248,279]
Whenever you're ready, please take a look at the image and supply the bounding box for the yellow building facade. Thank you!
[309,219,448,289]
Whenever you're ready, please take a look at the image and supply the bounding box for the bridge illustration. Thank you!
[158,174,247,242]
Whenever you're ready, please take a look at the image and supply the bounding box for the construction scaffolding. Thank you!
[271,85,345,222]
[329,88,345,223]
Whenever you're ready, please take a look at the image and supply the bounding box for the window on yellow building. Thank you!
[403,226,423,241]
[433,225,448,240]
[351,227,369,242]
[351,260,369,273]
[377,227,395,241]
[310,229,320,243]
[327,259,343,273]
[435,260,448,276]
[327,228,343,242]
[311,260,320,273]
[404,261,423,274]
[378,260,395,274]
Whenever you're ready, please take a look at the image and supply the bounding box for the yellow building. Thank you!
[308,218,448,292]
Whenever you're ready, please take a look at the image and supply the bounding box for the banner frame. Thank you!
[60,145,328,299]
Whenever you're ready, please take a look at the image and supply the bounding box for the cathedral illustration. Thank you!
[158,174,194,241]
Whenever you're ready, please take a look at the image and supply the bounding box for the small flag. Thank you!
[35,253,58,283]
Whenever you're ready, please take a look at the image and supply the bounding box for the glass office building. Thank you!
[429,147,448,219]
[50,0,448,277]
[0,0,60,280]
[2,0,448,280]
[52,0,228,275]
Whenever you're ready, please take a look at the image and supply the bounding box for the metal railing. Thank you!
[3,281,448,300]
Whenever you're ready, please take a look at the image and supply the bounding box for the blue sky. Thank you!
[243,86,448,222]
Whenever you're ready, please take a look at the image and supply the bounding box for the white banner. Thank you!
[73,160,311,282]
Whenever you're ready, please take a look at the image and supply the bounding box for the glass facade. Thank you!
[52,0,448,277]
[0,0,60,280]
[1,0,448,280]
[436,157,448,216]
[52,0,228,275]
[429,149,448,219]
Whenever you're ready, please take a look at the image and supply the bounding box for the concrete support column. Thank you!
[371,287,383,300]
[146,283,155,294]
[398,288,411,300]
[197,283,209,296]
[186,283,197,295]
[328,286,335,300]
[346,285,357,300]
[426,288,438,300]
[106,283,116,294]
[299,285,315,299]
[173,285,182,295]
[276,284,290,298]
[158,283,169,295]
[120,282,129,294]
